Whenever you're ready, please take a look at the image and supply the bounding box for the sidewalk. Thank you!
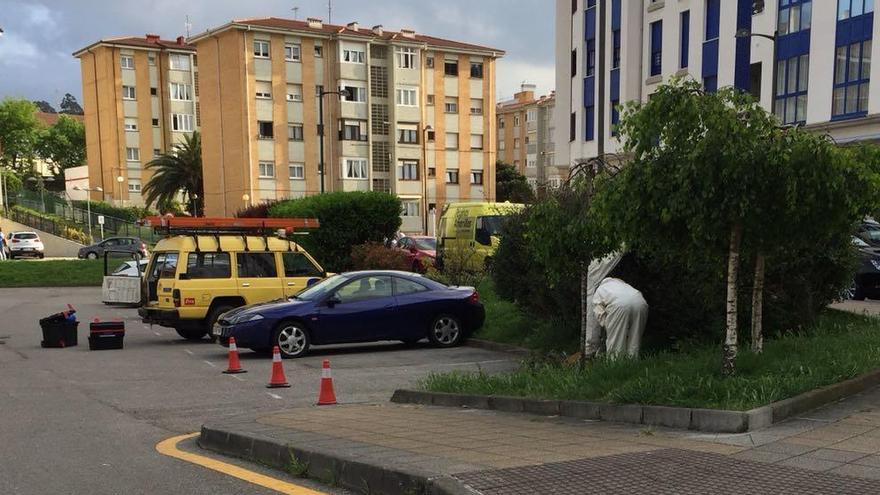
[200,385,880,494]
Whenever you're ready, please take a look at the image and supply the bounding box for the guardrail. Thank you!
[8,207,86,244]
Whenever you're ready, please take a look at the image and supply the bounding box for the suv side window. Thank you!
[186,252,231,279]
[282,252,322,277]
[155,252,179,278]
[237,253,278,278]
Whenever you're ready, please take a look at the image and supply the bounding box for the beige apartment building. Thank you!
[74,35,198,204]
[497,85,561,190]
[189,17,503,233]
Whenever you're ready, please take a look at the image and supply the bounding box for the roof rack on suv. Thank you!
[139,216,320,236]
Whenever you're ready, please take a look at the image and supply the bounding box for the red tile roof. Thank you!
[74,35,195,56]
[201,17,504,54]
[35,112,84,127]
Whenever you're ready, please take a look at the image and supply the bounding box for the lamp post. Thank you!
[421,125,433,235]
[72,185,103,242]
[735,28,778,118]
[242,193,250,209]
[317,88,350,194]
[116,175,125,206]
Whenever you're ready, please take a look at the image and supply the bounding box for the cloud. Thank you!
[0,34,41,68]
[24,3,57,29]
[496,59,556,101]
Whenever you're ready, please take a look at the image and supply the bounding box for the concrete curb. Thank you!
[464,338,530,356]
[198,424,474,495]
[390,367,880,433]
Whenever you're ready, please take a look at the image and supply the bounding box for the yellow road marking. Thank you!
[156,433,328,495]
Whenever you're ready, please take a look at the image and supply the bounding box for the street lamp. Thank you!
[735,28,778,118]
[242,193,250,208]
[317,88,351,194]
[422,125,434,235]
[73,185,103,242]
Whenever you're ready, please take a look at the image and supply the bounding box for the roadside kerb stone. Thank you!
[600,404,644,424]
[690,409,748,433]
[465,338,530,356]
[522,399,561,416]
[559,400,601,420]
[643,405,692,430]
[199,424,474,495]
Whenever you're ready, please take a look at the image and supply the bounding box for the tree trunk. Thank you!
[579,264,588,368]
[722,224,743,377]
[751,253,765,354]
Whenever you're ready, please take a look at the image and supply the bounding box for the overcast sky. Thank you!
[0,0,554,108]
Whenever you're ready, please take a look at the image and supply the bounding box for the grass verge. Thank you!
[426,310,880,411]
[0,259,104,287]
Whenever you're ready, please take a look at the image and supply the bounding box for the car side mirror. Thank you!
[326,295,341,308]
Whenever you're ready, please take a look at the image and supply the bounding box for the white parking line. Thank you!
[203,360,216,368]
[266,393,283,400]
[154,332,162,336]
[231,375,246,382]
[184,349,194,356]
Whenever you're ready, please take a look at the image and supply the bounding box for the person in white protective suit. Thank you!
[592,277,649,359]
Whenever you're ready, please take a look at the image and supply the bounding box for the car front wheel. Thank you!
[86,252,98,260]
[428,314,463,348]
[274,322,310,358]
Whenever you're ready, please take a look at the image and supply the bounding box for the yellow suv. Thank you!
[138,220,325,340]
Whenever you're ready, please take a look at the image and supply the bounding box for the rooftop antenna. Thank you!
[328,0,332,24]
[291,6,300,19]
[184,15,192,37]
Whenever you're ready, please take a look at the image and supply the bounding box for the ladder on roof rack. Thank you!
[139,216,320,236]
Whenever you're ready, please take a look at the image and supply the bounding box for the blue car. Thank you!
[213,270,485,358]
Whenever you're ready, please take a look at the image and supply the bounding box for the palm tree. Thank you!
[143,131,204,216]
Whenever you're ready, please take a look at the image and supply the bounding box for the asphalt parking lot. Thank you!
[0,287,520,494]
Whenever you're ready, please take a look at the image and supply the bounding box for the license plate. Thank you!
[212,324,222,336]
[22,248,33,251]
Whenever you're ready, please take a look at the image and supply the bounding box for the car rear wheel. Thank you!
[274,322,310,358]
[428,314,463,348]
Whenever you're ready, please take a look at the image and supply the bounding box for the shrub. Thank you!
[269,191,402,272]
[71,200,153,222]
[10,205,91,244]
[236,200,279,218]
[350,242,413,271]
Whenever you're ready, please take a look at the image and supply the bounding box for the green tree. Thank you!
[59,93,84,115]
[37,115,86,184]
[33,100,56,113]
[0,98,42,171]
[143,131,203,216]
[495,161,535,203]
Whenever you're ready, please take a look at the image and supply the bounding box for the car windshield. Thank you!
[414,238,436,250]
[292,274,349,301]
[476,215,505,237]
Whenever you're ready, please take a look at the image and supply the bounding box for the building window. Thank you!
[444,59,458,76]
[169,83,192,101]
[253,40,270,58]
[153,148,161,157]
[148,54,156,66]
[286,84,303,102]
[445,132,459,150]
[398,160,419,180]
[527,159,536,168]
[427,130,435,141]
[150,87,157,96]
[315,85,324,97]
[344,158,368,179]
[342,49,365,63]
[775,54,810,123]
[257,120,274,139]
[569,112,576,142]
[572,0,578,13]
[341,85,366,103]
[838,0,874,19]
[706,0,721,40]
[445,169,459,184]
[571,49,577,77]
[470,98,484,115]
[585,107,595,141]
[499,140,506,151]
[833,41,871,118]
[586,40,596,76]
[401,200,420,217]
[398,128,418,144]
[680,10,690,69]
[779,0,812,35]
[151,118,159,127]
[255,81,272,99]
[470,134,484,150]
[526,109,537,122]
[169,53,191,70]
[121,55,134,69]
[314,45,323,58]
[285,43,301,61]
[470,171,483,185]
[126,147,139,161]
[289,163,305,180]
[396,88,418,106]
[128,182,141,193]
[426,94,435,105]
[704,76,718,93]
[340,120,368,141]
[470,62,484,78]
[428,167,436,177]
[444,97,458,113]
[426,56,435,68]
[612,30,621,69]
[611,100,620,136]
[124,118,138,131]
[258,161,275,178]
[514,138,521,149]
[171,114,194,132]
[650,21,663,76]
[288,124,304,141]
[396,47,416,69]
[122,85,136,100]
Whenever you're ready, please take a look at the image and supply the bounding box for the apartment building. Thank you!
[496,85,561,190]
[74,35,199,204]
[556,0,880,166]
[190,17,503,233]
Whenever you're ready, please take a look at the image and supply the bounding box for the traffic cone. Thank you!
[222,337,247,374]
[316,359,337,405]
[266,346,291,388]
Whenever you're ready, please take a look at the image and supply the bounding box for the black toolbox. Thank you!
[40,308,78,348]
[89,320,125,350]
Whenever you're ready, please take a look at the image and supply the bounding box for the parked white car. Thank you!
[111,259,149,277]
[8,232,45,259]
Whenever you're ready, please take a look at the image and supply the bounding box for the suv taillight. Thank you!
[469,290,480,304]
[172,289,181,308]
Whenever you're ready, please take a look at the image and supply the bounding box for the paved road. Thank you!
[0,287,519,495]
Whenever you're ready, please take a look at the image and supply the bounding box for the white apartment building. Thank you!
[556,0,880,166]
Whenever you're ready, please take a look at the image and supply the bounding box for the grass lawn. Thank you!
[427,310,880,411]
[0,259,104,287]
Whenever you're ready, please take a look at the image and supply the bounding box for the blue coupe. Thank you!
[213,271,485,358]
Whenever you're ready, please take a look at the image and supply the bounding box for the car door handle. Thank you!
[242,283,251,287]
[287,282,296,286]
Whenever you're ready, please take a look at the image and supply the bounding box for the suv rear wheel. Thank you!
[175,327,208,340]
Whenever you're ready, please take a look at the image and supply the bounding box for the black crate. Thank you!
[41,320,79,348]
[90,320,125,333]
[88,333,124,350]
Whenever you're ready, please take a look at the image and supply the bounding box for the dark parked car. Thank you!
[850,236,880,300]
[213,270,484,358]
[856,220,880,247]
[78,237,148,260]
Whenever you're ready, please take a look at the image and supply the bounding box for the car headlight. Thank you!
[232,314,264,324]
[871,260,880,271]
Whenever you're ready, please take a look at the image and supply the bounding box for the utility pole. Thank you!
[185,15,192,37]
[291,6,300,19]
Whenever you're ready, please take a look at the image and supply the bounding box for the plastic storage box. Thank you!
[89,320,125,350]
[40,309,78,348]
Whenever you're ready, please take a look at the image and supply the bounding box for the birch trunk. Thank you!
[579,265,588,367]
[722,224,743,377]
[751,254,765,354]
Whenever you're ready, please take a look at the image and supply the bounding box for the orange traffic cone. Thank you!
[222,337,247,374]
[316,359,337,405]
[266,346,291,388]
